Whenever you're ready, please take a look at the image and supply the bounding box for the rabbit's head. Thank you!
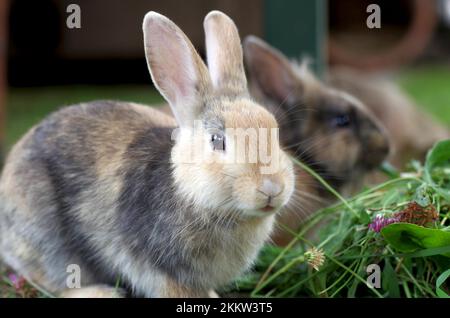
[243,36,390,190]
[143,12,295,218]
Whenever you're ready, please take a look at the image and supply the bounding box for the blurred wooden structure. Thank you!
[0,0,7,162]
[329,0,437,71]
[55,0,264,59]
[52,0,327,70]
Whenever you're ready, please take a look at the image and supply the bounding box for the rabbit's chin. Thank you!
[241,207,281,218]
[209,201,282,220]
[231,200,286,218]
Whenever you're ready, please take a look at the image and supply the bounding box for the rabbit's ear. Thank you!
[204,11,247,95]
[243,36,298,103]
[143,12,211,127]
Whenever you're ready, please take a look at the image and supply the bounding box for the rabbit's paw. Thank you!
[60,285,125,298]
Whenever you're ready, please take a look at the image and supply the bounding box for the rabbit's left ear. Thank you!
[204,11,247,95]
[243,35,299,104]
[143,12,212,127]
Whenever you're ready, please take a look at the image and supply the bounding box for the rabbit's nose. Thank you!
[259,178,282,198]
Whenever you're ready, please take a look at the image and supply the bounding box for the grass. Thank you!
[398,64,450,125]
[229,152,450,297]
[1,64,450,298]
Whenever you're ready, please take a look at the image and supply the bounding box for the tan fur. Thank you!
[93,103,176,177]
[204,12,247,96]
[271,166,323,246]
[161,276,213,298]
[60,285,125,298]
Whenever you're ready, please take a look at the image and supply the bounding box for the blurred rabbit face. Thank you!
[280,87,390,187]
[244,36,390,189]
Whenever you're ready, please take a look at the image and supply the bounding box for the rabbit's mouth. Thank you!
[260,204,276,213]
[239,204,281,218]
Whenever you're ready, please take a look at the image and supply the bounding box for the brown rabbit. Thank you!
[328,67,450,169]
[0,12,295,297]
[243,36,390,246]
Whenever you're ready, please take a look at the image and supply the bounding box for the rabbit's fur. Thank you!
[328,67,450,169]
[243,36,390,245]
[0,12,295,297]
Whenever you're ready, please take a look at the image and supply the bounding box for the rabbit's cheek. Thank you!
[269,155,295,208]
[360,129,391,168]
[279,156,296,205]
[172,160,223,209]
[231,175,259,210]
[317,131,360,174]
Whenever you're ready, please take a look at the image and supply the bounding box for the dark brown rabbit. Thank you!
[243,36,390,245]
[0,12,295,297]
[328,67,450,169]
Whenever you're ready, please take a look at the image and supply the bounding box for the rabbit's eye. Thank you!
[331,114,351,128]
[211,133,226,151]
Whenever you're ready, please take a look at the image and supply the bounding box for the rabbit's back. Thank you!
[0,101,177,292]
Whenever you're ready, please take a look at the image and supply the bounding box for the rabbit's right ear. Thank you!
[243,36,298,103]
[143,12,211,127]
[204,11,247,95]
